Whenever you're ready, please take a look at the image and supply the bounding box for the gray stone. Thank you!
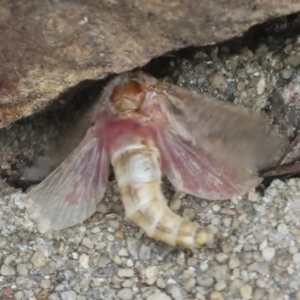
[0,265,16,276]
[117,288,133,300]
[118,268,135,278]
[139,244,151,260]
[61,291,77,300]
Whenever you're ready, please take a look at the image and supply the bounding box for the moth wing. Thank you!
[25,128,109,232]
[154,81,287,177]
[156,129,261,200]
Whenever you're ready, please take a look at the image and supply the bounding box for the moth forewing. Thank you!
[25,126,110,232]
[154,81,287,176]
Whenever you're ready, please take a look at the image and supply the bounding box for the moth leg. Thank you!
[172,190,186,201]
[170,190,186,211]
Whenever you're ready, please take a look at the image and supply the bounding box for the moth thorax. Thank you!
[110,80,145,113]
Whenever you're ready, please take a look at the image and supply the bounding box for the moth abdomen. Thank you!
[111,137,215,248]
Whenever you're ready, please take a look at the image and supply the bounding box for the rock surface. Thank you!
[1,0,300,128]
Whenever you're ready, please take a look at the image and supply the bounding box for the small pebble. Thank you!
[115,230,125,239]
[106,234,115,241]
[139,244,151,260]
[197,276,214,288]
[170,198,181,211]
[98,203,108,214]
[49,293,60,300]
[253,204,265,213]
[117,288,133,300]
[277,223,289,235]
[256,76,265,95]
[292,253,300,264]
[223,217,232,227]
[215,280,227,291]
[281,66,294,79]
[215,253,228,263]
[228,255,240,269]
[109,219,120,229]
[118,248,129,257]
[4,254,16,265]
[148,292,171,300]
[210,291,225,300]
[262,247,275,262]
[31,250,47,267]
[14,291,24,300]
[248,191,259,202]
[184,277,196,292]
[118,268,134,278]
[211,217,221,226]
[91,227,101,234]
[156,277,166,289]
[240,284,253,300]
[256,278,266,288]
[16,263,28,276]
[285,55,300,67]
[200,262,209,271]
[122,279,133,288]
[79,254,89,269]
[61,291,77,300]
[210,73,228,92]
[182,208,196,221]
[289,247,298,254]
[145,266,158,285]
[259,240,268,250]
[0,265,15,276]
[187,257,198,266]
[167,285,183,300]
[212,204,221,212]
[222,242,234,253]
[81,237,93,249]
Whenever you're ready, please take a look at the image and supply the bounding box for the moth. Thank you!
[25,71,286,248]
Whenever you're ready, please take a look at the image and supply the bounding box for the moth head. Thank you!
[110,79,145,113]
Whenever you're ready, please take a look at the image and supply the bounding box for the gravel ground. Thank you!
[1,16,300,300]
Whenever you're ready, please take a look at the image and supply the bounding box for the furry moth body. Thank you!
[25,71,286,248]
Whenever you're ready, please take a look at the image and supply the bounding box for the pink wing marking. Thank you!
[155,129,261,200]
[25,128,109,232]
